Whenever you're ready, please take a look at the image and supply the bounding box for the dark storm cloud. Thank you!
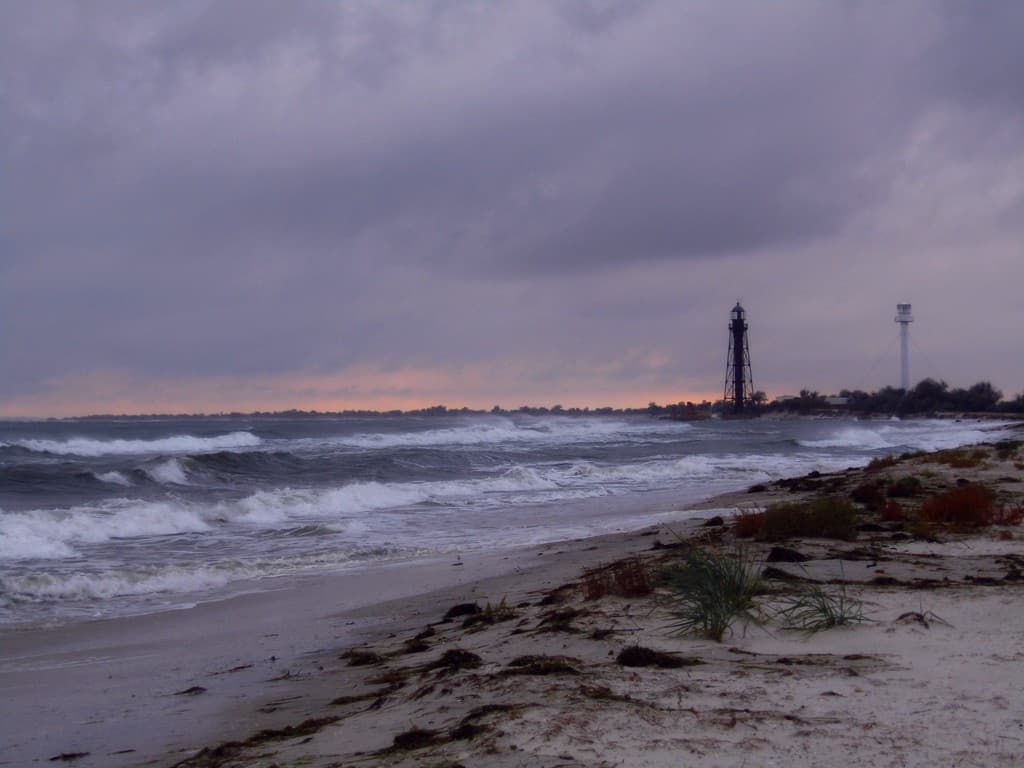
[2,1,1023,410]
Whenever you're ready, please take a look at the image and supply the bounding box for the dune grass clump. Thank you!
[776,581,868,633]
[664,546,763,642]
[581,557,654,600]
[462,597,516,628]
[760,497,859,541]
[867,454,899,471]
[919,484,996,527]
[733,509,766,538]
[850,480,885,510]
[887,476,923,499]
[995,440,1023,460]
[923,447,987,469]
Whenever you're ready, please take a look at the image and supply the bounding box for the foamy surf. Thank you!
[2,414,1011,626]
[10,431,261,457]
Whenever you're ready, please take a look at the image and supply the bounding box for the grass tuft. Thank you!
[867,454,899,471]
[663,546,763,642]
[776,580,868,632]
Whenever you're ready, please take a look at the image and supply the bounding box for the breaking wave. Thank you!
[797,420,1010,452]
[337,417,687,450]
[9,431,261,457]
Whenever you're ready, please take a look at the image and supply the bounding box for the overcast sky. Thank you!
[2,1,1022,416]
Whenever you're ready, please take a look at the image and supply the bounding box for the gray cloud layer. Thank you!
[2,1,1023,412]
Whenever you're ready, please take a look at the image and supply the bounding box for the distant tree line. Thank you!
[768,379,1023,416]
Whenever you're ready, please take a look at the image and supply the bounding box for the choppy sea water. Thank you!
[0,414,1010,627]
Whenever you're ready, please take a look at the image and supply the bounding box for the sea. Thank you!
[0,414,1011,628]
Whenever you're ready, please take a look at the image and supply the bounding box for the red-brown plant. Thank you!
[733,509,765,538]
[918,484,995,527]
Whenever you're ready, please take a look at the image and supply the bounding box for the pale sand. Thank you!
[5,441,1023,768]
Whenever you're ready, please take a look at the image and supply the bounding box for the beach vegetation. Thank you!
[919,484,996,528]
[502,654,580,676]
[922,447,987,469]
[733,508,766,538]
[995,440,1023,460]
[462,596,516,628]
[850,480,885,510]
[776,580,868,632]
[879,500,905,522]
[887,476,923,498]
[340,649,385,666]
[664,545,764,642]
[867,454,899,471]
[581,557,654,600]
[427,648,482,673]
[536,606,587,633]
[993,504,1024,526]
[390,727,443,751]
[761,498,859,541]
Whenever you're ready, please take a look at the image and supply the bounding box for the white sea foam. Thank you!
[94,471,133,486]
[0,501,211,560]
[337,417,688,450]
[0,564,248,602]
[798,420,1011,452]
[11,431,261,457]
[144,458,189,485]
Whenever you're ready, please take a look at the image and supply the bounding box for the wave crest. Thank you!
[10,431,261,457]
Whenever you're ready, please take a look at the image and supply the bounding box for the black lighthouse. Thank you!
[723,302,753,413]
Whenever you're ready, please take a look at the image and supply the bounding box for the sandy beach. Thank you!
[5,436,1024,768]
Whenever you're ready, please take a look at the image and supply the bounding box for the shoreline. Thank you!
[4,435,1023,767]
[0,508,728,768]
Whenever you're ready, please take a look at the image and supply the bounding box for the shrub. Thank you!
[879,500,905,522]
[887,476,923,498]
[851,481,885,510]
[776,581,868,632]
[733,509,765,538]
[923,448,985,469]
[664,546,763,642]
[995,440,1023,460]
[993,505,1024,526]
[918,484,996,527]
[581,558,653,600]
[867,455,898,471]
[761,498,859,541]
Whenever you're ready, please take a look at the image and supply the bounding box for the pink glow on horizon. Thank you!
[0,364,721,418]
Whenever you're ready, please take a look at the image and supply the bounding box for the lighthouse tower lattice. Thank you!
[723,302,754,413]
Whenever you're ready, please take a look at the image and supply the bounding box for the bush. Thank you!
[923,448,986,469]
[867,455,898,471]
[879,500,905,522]
[993,505,1024,526]
[761,498,859,541]
[851,480,885,510]
[887,476,923,498]
[918,484,995,527]
[733,509,765,538]
[664,546,763,642]
[995,440,1023,460]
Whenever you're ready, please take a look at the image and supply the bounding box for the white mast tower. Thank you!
[895,303,914,390]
